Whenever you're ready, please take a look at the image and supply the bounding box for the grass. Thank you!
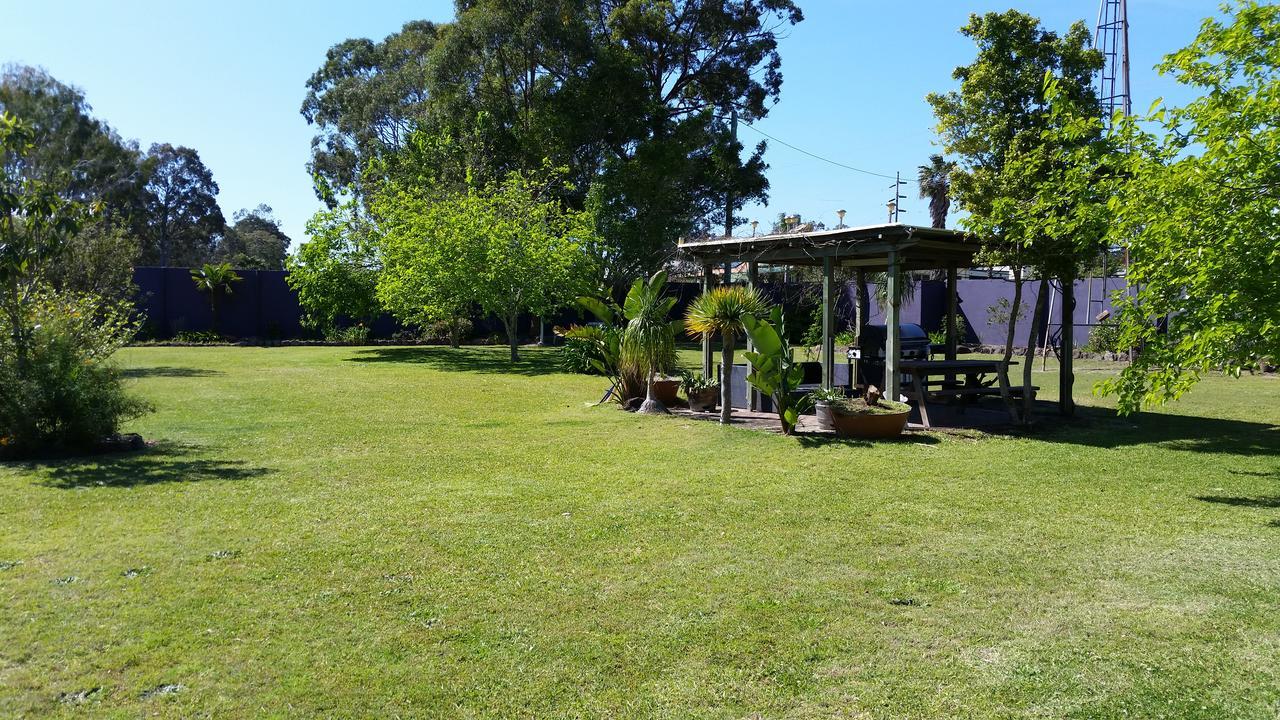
[2,344,1279,718]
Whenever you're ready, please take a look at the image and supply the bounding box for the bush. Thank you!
[560,335,598,374]
[1085,320,1124,355]
[324,324,371,345]
[0,291,151,457]
[173,330,224,344]
[423,316,473,347]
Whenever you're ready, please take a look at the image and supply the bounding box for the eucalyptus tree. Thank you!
[139,144,225,267]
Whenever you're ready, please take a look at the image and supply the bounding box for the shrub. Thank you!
[0,290,151,457]
[423,316,473,347]
[1085,320,1124,355]
[560,334,599,374]
[174,330,224,344]
[324,324,371,345]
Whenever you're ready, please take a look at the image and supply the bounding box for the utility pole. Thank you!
[723,106,738,283]
[887,172,907,223]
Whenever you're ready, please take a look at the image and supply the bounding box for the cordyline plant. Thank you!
[684,285,769,424]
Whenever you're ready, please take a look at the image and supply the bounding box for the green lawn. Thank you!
[3,345,1279,718]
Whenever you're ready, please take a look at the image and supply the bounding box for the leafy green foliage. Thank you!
[685,285,770,422]
[287,200,382,333]
[0,290,150,457]
[375,168,600,362]
[742,307,811,435]
[0,113,148,456]
[1098,1,1280,413]
[306,1,802,283]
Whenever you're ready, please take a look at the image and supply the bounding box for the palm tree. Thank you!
[917,154,956,229]
[190,262,242,336]
[684,285,769,424]
[622,271,680,414]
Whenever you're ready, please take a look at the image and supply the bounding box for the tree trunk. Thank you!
[503,314,519,362]
[720,333,736,425]
[1023,278,1049,423]
[1003,266,1024,365]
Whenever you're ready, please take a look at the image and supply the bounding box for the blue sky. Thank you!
[2,0,1211,246]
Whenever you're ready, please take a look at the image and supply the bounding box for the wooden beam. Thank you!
[822,256,835,389]
[884,250,901,397]
[945,264,959,362]
[747,261,760,411]
[701,263,713,378]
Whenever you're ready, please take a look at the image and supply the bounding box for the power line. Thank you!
[740,122,915,183]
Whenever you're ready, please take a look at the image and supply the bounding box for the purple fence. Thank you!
[132,267,1129,347]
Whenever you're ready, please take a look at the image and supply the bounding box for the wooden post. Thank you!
[885,251,901,398]
[854,268,867,389]
[747,261,760,410]
[945,264,959,362]
[1060,277,1076,417]
[701,263,714,378]
[822,255,835,389]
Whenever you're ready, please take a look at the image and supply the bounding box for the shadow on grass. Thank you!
[793,433,942,449]
[1029,402,1280,458]
[121,366,224,379]
[345,346,564,376]
[17,443,269,489]
[1195,495,1280,509]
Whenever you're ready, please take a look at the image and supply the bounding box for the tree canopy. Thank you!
[1100,0,1280,412]
[375,168,600,361]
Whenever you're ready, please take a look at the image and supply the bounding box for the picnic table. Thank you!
[898,359,1029,428]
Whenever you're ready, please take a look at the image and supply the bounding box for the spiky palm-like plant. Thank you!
[917,154,956,229]
[622,271,680,414]
[684,285,769,424]
[190,262,242,336]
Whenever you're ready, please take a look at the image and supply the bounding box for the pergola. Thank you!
[678,222,1077,418]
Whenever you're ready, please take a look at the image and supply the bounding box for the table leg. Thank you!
[911,372,931,429]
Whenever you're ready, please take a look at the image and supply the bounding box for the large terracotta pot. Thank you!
[687,388,719,413]
[651,378,680,406]
[830,407,910,439]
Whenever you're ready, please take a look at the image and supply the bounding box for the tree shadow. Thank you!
[1195,495,1280,509]
[345,346,565,376]
[1028,402,1280,458]
[793,433,940,449]
[15,443,269,489]
[121,366,224,379]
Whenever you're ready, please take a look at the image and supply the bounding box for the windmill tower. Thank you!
[1089,0,1132,351]
[1095,0,1132,125]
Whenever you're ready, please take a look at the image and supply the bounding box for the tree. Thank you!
[190,262,241,336]
[1,112,148,455]
[1099,1,1280,413]
[287,200,381,333]
[301,21,442,206]
[622,271,681,414]
[306,1,801,284]
[917,154,955,229]
[375,168,600,362]
[46,217,139,301]
[139,143,225,266]
[684,285,769,424]
[0,65,145,216]
[221,205,291,269]
[928,10,1102,364]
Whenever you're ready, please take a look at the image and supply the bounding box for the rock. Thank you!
[865,385,883,406]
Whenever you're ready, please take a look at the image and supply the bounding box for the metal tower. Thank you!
[1094,0,1132,125]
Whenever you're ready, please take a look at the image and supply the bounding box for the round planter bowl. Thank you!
[651,378,681,407]
[687,388,719,413]
[830,408,910,439]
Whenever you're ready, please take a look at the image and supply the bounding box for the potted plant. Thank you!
[828,387,911,439]
[680,371,719,413]
[808,387,846,432]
